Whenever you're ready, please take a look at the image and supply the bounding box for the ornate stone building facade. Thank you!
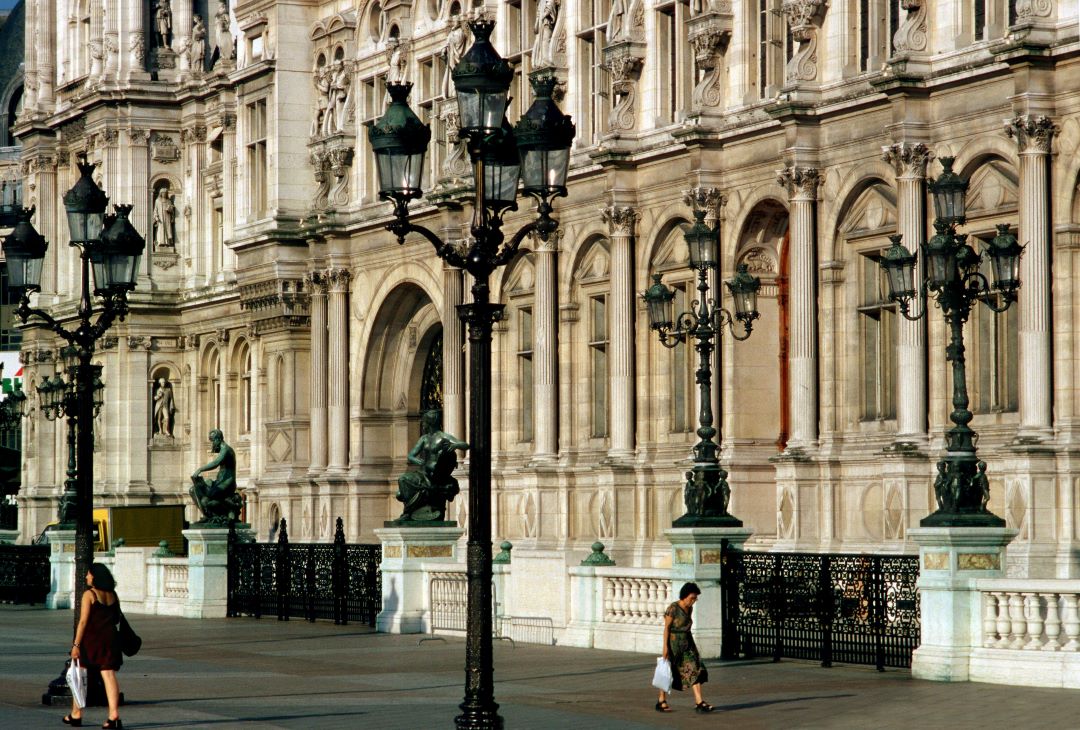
[10,0,1080,619]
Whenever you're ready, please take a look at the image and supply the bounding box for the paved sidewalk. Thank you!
[3,605,1079,729]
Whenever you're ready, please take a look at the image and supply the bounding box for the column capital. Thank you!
[600,205,639,237]
[533,228,562,253]
[1004,115,1057,154]
[306,271,329,295]
[682,187,727,220]
[882,142,932,179]
[326,268,351,292]
[776,165,822,201]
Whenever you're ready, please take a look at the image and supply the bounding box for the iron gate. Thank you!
[0,543,49,604]
[720,545,920,670]
[227,517,381,625]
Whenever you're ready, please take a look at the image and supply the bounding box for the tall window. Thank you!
[859,0,898,72]
[504,0,537,122]
[0,267,23,351]
[517,306,534,442]
[246,99,268,218]
[589,295,609,438]
[576,0,610,143]
[239,347,252,435]
[656,1,693,124]
[857,252,896,420]
[417,56,440,190]
[756,0,792,99]
[671,283,694,432]
[360,75,388,201]
[968,243,1018,413]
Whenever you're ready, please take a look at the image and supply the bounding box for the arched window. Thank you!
[574,238,611,441]
[504,253,536,444]
[650,221,695,433]
[235,342,252,434]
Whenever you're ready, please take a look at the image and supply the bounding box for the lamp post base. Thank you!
[455,701,503,730]
[41,659,124,707]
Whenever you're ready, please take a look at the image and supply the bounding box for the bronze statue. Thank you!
[392,410,467,523]
[189,429,241,525]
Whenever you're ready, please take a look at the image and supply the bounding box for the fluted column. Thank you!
[777,166,821,450]
[1006,115,1056,439]
[126,0,147,77]
[32,153,60,294]
[326,268,350,472]
[22,0,37,110]
[533,231,560,460]
[37,0,55,107]
[308,272,329,472]
[601,205,639,459]
[883,142,931,443]
[442,263,466,442]
[172,0,193,65]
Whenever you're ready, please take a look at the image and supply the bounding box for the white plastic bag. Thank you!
[651,656,673,693]
[66,658,87,708]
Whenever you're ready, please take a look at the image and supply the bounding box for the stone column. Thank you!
[533,231,559,461]
[126,0,148,78]
[308,272,328,473]
[601,205,639,460]
[172,0,193,63]
[1005,115,1056,441]
[883,142,931,444]
[442,263,466,443]
[776,166,821,450]
[37,0,56,108]
[326,268,350,472]
[32,154,60,295]
[22,0,36,111]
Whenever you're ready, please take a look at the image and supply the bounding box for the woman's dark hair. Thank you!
[679,582,701,600]
[88,563,116,592]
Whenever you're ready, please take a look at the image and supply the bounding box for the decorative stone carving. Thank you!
[311,62,331,137]
[606,0,644,43]
[104,33,119,76]
[602,43,645,132]
[328,144,354,206]
[326,268,351,291]
[891,0,927,54]
[741,248,777,275]
[682,187,726,220]
[321,59,351,136]
[1005,115,1057,155]
[440,107,470,180]
[882,142,932,178]
[600,205,639,237]
[129,31,146,69]
[776,165,822,200]
[532,0,560,68]
[1015,0,1053,21]
[780,0,825,83]
[309,148,331,210]
[88,41,103,82]
[151,133,180,162]
[687,12,731,109]
[213,0,235,67]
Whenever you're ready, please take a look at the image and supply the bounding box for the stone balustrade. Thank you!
[602,575,672,625]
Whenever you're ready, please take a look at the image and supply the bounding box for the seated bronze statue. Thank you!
[189,429,242,525]
[393,409,468,524]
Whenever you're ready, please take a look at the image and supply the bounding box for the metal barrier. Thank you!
[425,572,510,645]
[721,544,920,670]
[0,543,49,604]
[227,517,381,626]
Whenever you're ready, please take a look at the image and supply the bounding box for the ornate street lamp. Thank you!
[4,157,143,703]
[367,20,573,730]
[878,157,1021,526]
[642,209,760,526]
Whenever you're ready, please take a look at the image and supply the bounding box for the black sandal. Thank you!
[61,716,82,727]
[102,720,122,730]
[695,702,715,713]
[655,700,672,712]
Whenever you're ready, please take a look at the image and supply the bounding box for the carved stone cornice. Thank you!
[1005,115,1057,154]
[600,205,639,237]
[776,165,822,201]
[882,142,932,179]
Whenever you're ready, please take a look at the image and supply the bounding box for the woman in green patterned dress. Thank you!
[656,582,714,713]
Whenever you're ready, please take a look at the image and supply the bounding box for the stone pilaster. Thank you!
[308,272,328,473]
[776,165,821,451]
[442,262,465,444]
[30,154,60,294]
[533,231,559,461]
[883,142,932,445]
[1005,115,1056,441]
[326,268,350,472]
[600,204,638,460]
[22,0,36,110]
[37,0,55,107]
[126,0,148,79]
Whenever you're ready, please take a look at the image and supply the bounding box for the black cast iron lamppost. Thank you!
[3,159,143,634]
[878,156,1022,526]
[642,209,761,526]
[368,19,573,730]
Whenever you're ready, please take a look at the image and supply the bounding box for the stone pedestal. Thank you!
[665,526,753,657]
[773,453,824,549]
[182,525,252,619]
[910,526,1018,681]
[46,529,76,610]
[375,525,465,634]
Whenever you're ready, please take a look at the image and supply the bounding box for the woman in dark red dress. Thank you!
[64,563,123,729]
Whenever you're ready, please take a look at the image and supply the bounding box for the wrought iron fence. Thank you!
[227,517,381,625]
[0,543,49,604]
[720,545,920,670]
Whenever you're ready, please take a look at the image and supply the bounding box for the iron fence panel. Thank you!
[0,543,49,604]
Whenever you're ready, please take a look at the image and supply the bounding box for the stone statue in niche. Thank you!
[532,0,559,67]
[152,185,176,250]
[328,59,351,134]
[155,0,172,47]
[213,0,234,66]
[386,37,408,85]
[606,0,627,43]
[190,15,207,73]
[152,377,176,437]
[190,429,242,525]
[390,409,468,524]
[311,63,330,136]
[441,16,467,97]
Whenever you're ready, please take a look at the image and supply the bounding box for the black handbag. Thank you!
[117,613,142,657]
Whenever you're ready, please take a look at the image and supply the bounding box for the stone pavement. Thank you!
[3,605,1080,729]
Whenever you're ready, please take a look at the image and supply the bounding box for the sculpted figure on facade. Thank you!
[312,63,330,136]
[320,60,350,136]
[189,15,207,73]
[532,0,559,68]
[386,38,408,85]
[155,0,172,47]
[441,16,468,97]
[152,377,177,437]
[214,0,234,66]
[606,0,628,43]
[153,186,177,250]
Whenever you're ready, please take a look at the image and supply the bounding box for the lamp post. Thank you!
[3,158,144,631]
[878,156,1022,526]
[641,209,761,526]
[367,20,573,730]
